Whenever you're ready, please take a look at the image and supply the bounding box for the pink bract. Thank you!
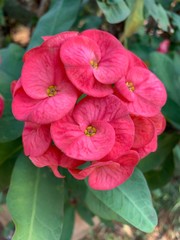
[115,67,167,117]
[12,47,78,124]
[0,94,4,118]
[60,29,129,97]
[157,39,170,53]
[42,31,79,46]
[51,95,134,161]
[22,122,51,157]
[132,113,166,159]
[69,150,139,190]
[29,145,84,178]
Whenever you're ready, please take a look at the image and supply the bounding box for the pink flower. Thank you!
[60,29,129,97]
[51,95,134,161]
[29,145,84,178]
[22,122,51,157]
[157,39,170,54]
[69,151,139,190]
[115,66,167,117]
[12,45,78,124]
[0,94,4,118]
[41,31,78,45]
[132,113,166,158]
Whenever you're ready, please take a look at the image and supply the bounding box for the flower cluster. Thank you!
[0,94,4,118]
[12,30,167,190]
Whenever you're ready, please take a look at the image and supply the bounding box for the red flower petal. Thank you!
[21,47,66,99]
[116,67,167,116]
[22,122,51,157]
[70,150,139,190]
[132,115,155,149]
[29,146,64,178]
[42,31,79,47]
[0,94,4,118]
[149,112,166,135]
[51,117,116,161]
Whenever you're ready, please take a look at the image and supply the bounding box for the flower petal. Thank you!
[51,116,115,161]
[42,31,79,46]
[0,94,4,118]
[12,81,78,124]
[88,151,139,190]
[29,146,65,178]
[21,46,66,99]
[149,112,166,135]
[132,115,155,149]
[135,134,158,159]
[60,35,113,97]
[22,122,51,157]
[81,29,129,84]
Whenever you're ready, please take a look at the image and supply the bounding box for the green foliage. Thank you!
[60,205,75,240]
[7,153,64,240]
[28,0,81,49]
[138,133,179,173]
[96,0,130,24]
[0,44,24,142]
[86,169,157,233]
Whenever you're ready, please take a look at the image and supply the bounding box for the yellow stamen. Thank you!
[84,126,97,137]
[90,60,98,69]
[126,82,135,92]
[47,85,57,97]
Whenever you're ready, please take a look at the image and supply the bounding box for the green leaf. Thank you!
[144,0,170,31]
[121,0,144,40]
[149,52,180,127]
[60,205,75,240]
[0,138,22,165]
[145,151,175,190]
[86,168,157,233]
[138,133,179,173]
[0,44,24,142]
[162,97,180,129]
[86,189,128,224]
[28,0,81,49]
[0,155,17,191]
[77,203,94,226]
[96,0,130,24]
[149,52,180,106]
[0,43,25,79]
[7,153,64,240]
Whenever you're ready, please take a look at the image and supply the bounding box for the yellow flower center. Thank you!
[84,126,97,137]
[47,85,57,97]
[126,82,135,92]
[90,60,98,69]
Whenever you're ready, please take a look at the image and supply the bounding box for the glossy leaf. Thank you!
[149,52,180,106]
[138,133,179,173]
[28,0,81,49]
[0,138,22,165]
[162,97,180,129]
[0,44,24,142]
[0,155,17,191]
[86,189,128,224]
[77,204,94,226]
[7,153,64,240]
[60,205,75,240]
[86,168,157,233]
[145,151,175,190]
[96,0,130,24]
[144,0,170,31]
